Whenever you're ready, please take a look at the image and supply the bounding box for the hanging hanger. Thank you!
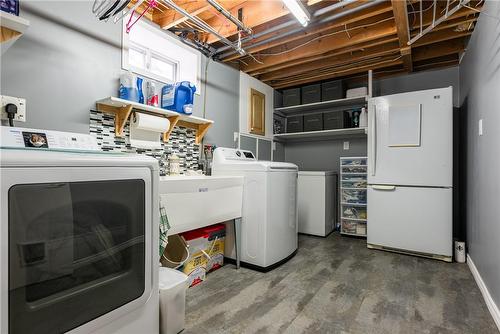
[113,0,145,24]
[126,0,157,33]
[99,0,121,20]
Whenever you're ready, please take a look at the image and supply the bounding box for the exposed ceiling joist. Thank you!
[391,0,412,72]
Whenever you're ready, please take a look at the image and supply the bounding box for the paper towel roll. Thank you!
[130,113,171,149]
[131,113,170,132]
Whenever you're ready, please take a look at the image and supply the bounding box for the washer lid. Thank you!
[298,171,337,176]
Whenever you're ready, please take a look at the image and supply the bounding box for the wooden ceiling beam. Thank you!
[204,1,290,43]
[259,42,400,82]
[391,0,412,72]
[272,57,404,89]
[412,38,466,62]
[221,2,394,62]
[241,19,397,73]
[248,35,400,76]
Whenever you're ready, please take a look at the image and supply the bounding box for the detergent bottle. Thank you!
[161,81,196,114]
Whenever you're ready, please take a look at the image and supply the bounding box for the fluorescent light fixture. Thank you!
[282,0,311,27]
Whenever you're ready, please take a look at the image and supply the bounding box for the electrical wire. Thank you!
[256,17,394,58]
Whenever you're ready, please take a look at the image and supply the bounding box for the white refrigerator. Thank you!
[367,87,453,262]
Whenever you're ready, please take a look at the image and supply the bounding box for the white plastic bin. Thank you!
[159,267,189,334]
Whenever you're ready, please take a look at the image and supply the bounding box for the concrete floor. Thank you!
[184,233,498,334]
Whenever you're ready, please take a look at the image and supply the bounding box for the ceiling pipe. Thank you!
[214,0,367,55]
[313,0,359,17]
[216,0,384,60]
[206,0,252,35]
[160,0,246,56]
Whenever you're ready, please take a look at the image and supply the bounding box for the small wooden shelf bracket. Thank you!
[163,115,180,142]
[96,103,133,137]
[177,120,213,144]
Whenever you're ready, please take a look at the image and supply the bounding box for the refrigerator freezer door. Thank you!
[368,87,453,187]
[367,185,452,259]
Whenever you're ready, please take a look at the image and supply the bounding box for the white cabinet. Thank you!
[340,157,368,237]
[297,171,337,237]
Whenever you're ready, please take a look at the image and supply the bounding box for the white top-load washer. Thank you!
[0,127,159,334]
[212,147,298,271]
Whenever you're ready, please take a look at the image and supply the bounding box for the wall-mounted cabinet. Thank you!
[249,88,266,136]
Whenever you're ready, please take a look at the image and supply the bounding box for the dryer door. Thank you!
[1,167,153,334]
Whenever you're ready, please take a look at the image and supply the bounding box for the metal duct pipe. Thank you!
[313,0,359,17]
[216,0,384,59]
[160,0,246,55]
[206,0,252,35]
[214,0,366,55]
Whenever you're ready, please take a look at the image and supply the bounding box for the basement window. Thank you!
[122,17,201,93]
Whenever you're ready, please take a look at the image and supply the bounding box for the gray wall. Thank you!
[459,0,500,310]
[374,66,460,107]
[284,138,367,172]
[1,1,239,147]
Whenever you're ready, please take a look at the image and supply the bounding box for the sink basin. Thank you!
[159,175,243,235]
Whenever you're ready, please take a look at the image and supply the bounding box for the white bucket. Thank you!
[455,241,466,263]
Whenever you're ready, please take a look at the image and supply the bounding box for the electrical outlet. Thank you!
[1,95,26,123]
[343,141,350,150]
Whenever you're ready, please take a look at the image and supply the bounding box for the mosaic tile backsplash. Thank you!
[90,110,200,176]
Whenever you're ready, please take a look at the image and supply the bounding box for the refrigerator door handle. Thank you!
[369,105,377,176]
[372,185,396,191]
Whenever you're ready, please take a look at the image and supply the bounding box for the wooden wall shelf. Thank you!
[96,97,213,144]
[1,12,30,53]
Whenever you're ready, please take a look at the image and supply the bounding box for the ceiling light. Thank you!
[282,0,311,27]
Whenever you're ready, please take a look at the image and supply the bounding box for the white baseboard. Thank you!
[467,254,500,332]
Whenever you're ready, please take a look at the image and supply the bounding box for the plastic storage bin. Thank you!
[321,80,344,101]
[323,111,351,130]
[287,115,304,133]
[304,113,323,131]
[159,267,188,334]
[301,84,321,104]
[283,88,301,107]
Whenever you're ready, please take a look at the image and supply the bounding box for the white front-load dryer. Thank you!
[212,147,298,271]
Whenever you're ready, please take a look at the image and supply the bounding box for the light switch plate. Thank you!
[343,141,350,150]
[1,95,26,122]
[478,119,483,136]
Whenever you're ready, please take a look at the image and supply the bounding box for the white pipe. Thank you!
[206,0,252,35]
[160,0,246,55]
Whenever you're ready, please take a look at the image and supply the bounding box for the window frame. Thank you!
[122,17,201,94]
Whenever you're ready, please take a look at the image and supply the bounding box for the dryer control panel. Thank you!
[0,126,99,151]
[214,147,256,162]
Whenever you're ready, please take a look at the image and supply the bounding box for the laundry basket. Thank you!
[159,267,188,334]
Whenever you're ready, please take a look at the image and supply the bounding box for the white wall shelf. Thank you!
[96,97,213,144]
[274,127,367,142]
[275,96,367,115]
[1,12,30,54]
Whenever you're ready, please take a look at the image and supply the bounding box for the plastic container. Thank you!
[359,107,368,127]
[146,80,159,107]
[204,224,225,273]
[161,81,196,114]
[159,267,188,334]
[137,76,144,104]
[455,241,466,263]
[119,72,139,102]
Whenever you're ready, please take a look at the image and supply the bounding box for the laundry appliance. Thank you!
[367,87,453,262]
[212,148,298,271]
[0,126,159,334]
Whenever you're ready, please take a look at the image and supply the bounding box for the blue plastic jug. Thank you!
[161,81,196,114]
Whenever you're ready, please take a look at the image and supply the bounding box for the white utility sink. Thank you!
[159,175,243,235]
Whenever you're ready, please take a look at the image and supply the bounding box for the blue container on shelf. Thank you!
[161,81,196,114]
